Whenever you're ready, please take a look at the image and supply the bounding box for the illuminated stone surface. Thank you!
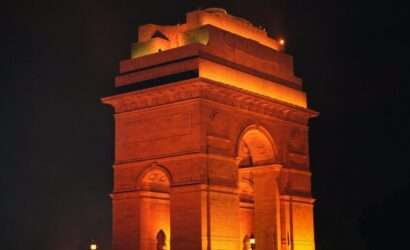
[102,8,318,250]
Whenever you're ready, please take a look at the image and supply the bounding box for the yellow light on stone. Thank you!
[90,243,97,250]
[250,234,256,245]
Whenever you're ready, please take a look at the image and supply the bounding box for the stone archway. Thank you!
[136,164,171,250]
[236,125,281,250]
[237,125,278,167]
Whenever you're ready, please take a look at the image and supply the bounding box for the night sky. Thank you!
[3,1,410,250]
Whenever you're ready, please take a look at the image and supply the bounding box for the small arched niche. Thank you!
[156,230,167,250]
[237,125,277,167]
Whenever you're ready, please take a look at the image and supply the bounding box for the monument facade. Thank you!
[102,8,317,250]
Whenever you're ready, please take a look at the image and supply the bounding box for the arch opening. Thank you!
[237,126,277,167]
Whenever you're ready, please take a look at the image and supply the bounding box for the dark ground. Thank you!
[2,1,410,250]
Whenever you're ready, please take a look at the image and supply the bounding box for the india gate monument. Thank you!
[102,8,318,250]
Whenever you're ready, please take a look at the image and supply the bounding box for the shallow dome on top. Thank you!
[203,7,228,15]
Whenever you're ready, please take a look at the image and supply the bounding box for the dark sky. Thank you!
[2,1,410,250]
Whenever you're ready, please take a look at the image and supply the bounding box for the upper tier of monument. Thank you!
[132,8,283,58]
[115,8,309,108]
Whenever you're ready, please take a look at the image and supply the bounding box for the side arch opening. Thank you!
[236,125,278,167]
[136,164,171,250]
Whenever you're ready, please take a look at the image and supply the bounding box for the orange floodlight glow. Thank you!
[199,59,307,107]
[105,8,317,250]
